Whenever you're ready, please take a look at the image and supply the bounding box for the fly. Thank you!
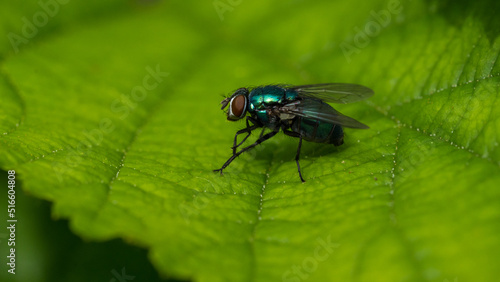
[214,83,374,182]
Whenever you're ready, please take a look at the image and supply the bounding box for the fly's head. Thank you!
[220,87,249,121]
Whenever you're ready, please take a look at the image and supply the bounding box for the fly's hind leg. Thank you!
[282,129,306,182]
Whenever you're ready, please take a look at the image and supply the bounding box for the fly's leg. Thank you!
[258,127,266,138]
[214,130,278,174]
[232,116,260,154]
[282,129,306,182]
[296,137,305,182]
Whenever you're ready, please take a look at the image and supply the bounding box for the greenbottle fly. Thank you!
[214,83,374,182]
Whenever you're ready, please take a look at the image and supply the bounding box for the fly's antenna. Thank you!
[220,97,230,110]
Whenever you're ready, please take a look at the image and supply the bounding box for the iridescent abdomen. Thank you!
[290,99,344,145]
[291,117,344,145]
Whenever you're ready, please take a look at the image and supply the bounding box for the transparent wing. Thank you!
[289,83,374,104]
[282,99,369,129]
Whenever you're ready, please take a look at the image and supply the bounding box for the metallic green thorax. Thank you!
[248,85,299,126]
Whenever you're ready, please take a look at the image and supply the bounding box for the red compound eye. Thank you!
[230,95,246,118]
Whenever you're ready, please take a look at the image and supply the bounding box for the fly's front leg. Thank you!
[282,129,306,182]
[214,130,278,175]
[232,116,260,154]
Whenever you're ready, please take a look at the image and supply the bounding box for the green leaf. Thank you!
[0,170,165,282]
[1,0,499,281]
